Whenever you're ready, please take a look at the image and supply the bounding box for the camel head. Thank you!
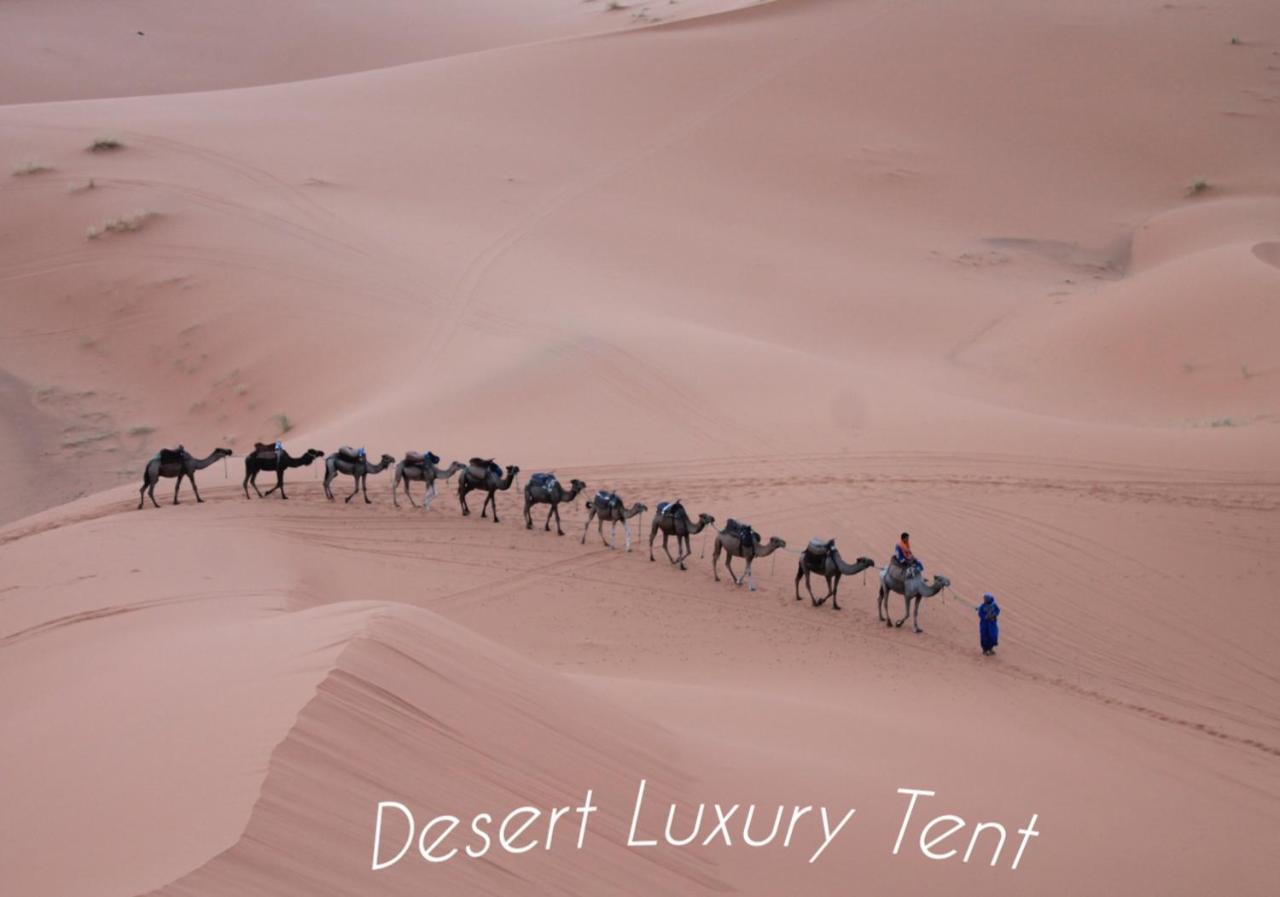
[214,447,233,458]
[698,513,716,525]
[425,451,441,465]
[767,536,787,549]
[568,478,587,492]
[931,574,951,589]
[378,453,396,465]
[303,448,324,462]
[633,502,649,514]
[855,556,876,568]
[506,465,520,475]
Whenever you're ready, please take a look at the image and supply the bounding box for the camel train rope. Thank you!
[136,444,972,634]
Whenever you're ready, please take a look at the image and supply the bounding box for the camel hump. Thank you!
[338,445,365,461]
[656,499,684,519]
[404,450,437,466]
[529,472,559,490]
[157,446,187,464]
[595,490,621,509]
[807,537,835,557]
[725,519,758,544]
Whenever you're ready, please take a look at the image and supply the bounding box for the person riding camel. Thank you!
[894,532,923,576]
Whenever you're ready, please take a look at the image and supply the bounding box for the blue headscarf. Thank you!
[978,593,1000,620]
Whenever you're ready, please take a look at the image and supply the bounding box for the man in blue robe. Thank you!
[977,593,1000,655]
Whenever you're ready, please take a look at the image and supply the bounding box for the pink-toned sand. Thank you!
[2,1,1278,895]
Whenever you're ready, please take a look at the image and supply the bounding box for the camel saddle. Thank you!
[529,472,559,491]
[468,457,502,477]
[594,490,622,510]
[806,538,836,560]
[404,450,439,468]
[157,446,188,464]
[338,445,366,462]
[886,558,922,584]
[656,500,685,520]
[724,518,759,548]
[251,441,282,461]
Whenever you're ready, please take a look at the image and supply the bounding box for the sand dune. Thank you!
[2,0,1278,895]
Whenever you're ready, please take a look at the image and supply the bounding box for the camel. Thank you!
[523,473,587,535]
[794,541,877,610]
[878,562,952,633]
[648,500,714,570]
[392,453,465,510]
[322,447,394,504]
[581,491,647,551]
[712,519,786,591]
[137,445,232,509]
[458,458,520,522]
[242,443,324,500]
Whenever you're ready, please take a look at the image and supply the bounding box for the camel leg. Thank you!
[622,519,632,552]
[262,468,285,499]
[362,472,372,504]
[481,490,490,518]
[913,597,923,634]
[599,517,611,549]
[345,474,360,504]
[648,522,658,561]
[392,473,403,508]
[676,534,691,570]
[895,594,911,628]
[172,473,183,505]
[459,483,470,515]
[487,491,500,523]
[665,534,682,568]
[744,558,756,592]
[138,476,153,510]
[879,586,892,626]
[725,555,741,586]
[243,466,253,499]
[544,504,554,533]
[607,520,617,549]
[424,481,436,511]
[188,472,206,504]
[581,508,594,544]
[794,563,807,602]
[712,540,723,582]
[829,573,842,611]
[524,497,534,529]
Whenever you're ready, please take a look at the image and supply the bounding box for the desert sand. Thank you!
[1,1,1278,895]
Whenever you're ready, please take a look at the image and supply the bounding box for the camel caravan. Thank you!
[136,444,970,636]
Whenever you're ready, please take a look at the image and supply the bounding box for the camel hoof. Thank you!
[526,522,533,530]
[914,628,923,634]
